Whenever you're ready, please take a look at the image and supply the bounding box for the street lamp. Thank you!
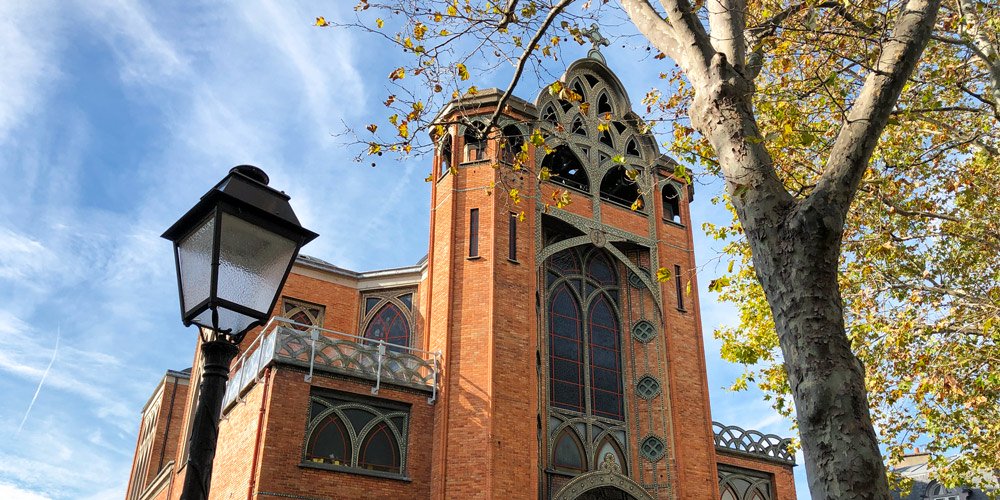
[162,165,317,500]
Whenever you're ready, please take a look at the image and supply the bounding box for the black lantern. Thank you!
[162,165,317,342]
[162,165,316,500]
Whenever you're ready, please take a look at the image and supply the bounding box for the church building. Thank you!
[125,51,797,500]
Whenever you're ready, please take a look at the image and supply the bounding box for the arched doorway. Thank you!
[575,486,638,500]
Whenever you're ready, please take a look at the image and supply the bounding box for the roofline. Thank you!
[431,88,539,127]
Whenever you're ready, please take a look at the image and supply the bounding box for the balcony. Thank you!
[713,421,795,465]
[223,317,441,411]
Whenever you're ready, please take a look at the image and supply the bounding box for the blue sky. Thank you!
[0,1,807,498]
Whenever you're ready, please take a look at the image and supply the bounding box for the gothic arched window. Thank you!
[304,394,409,477]
[501,125,524,164]
[440,135,453,177]
[365,303,410,349]
[358,422,400,472]
[546,247,625,422]
[307,414,349,465]
[589,295,623,420]
[542,146,589,192]
[549,284,584,413]
[464,122,487,162]
[552,428,586,472]
[662,183,681,223]
[600,166,643,210]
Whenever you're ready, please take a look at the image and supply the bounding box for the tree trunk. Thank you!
[746,201,891,499]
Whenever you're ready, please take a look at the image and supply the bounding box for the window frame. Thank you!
[302,392,411,481]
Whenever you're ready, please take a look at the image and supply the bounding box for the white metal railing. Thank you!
[223,316,441,410]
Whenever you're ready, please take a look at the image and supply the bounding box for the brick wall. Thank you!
[716,452,797,500]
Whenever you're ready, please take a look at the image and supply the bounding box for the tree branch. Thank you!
[622,0,714,82]
[709,0,747,68]
[811,0,943,218]
[745,1,875,79]
[483,0,575,134]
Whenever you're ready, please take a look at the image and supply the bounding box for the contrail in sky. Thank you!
[17,326,60,436]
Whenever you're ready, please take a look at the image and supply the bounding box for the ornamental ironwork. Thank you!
[713,422,795,464]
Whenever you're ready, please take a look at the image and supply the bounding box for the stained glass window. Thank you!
[553,429,586,472]
[546,247,625,423]
[304,393,408,477]
[549,284,583,413]
[359,422,399,472]
[364,303,410,349]
[589,295,623,420]
[282,298,325,330]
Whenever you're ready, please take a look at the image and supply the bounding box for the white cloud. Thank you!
[0,482,51,500]
[0,1,62,143]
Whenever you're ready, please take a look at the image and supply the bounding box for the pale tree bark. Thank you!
[620,0,943,497]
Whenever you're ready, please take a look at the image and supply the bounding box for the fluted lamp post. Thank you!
[162,165,317,500]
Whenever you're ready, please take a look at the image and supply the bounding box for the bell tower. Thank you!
[424,90,542,499]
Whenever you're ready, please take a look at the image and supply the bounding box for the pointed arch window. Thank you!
[542,146,589,192]
[464,122,487,162]
[552,428,586,473]
[571,78,587,102]
[501,125,524,164]
[282,298,325,330]
[549,284,584,413]
[662,183,681,223]
[439,134,453,177]
[541,104,558,125]
[625,137,640,157]
[359,422,400,472]
[589,295,623,420]
[546,248,625,422]
[600,166,643,210]
[364,303,410,349]
[597,92,612,115]
[304,393,409,477]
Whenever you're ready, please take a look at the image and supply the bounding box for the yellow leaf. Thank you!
[578,102,590,115]
[425,172,434,182]
[398,122,409,138]
[367,143,381,155]
[433,12,443,22]
[413,23,427,39]
[597,123,609,132]
[376,18,384,28]
[389,67,405,80]
[315,17,330,27]
[656,267,672,282]
[509,188,522,204]
[630,198,644,211]
[447,5,457,16]
[517,211,526,222]
[456,63,470,81]
[538,166,551,181]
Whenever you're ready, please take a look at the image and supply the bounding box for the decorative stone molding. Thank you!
[552,469,656,500]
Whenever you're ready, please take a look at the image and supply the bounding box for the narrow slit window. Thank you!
[509,212,517,261]
[674,265,684,310]
[469,208,479,257]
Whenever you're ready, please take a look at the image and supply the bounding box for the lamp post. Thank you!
[162,165,317,500]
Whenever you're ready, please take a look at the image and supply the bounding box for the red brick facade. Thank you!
[126,56,795,500]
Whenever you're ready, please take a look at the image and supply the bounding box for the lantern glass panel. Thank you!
[217,212,297,318]
[176,214,215,317]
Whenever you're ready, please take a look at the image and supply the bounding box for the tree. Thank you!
[321,0,998,497]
